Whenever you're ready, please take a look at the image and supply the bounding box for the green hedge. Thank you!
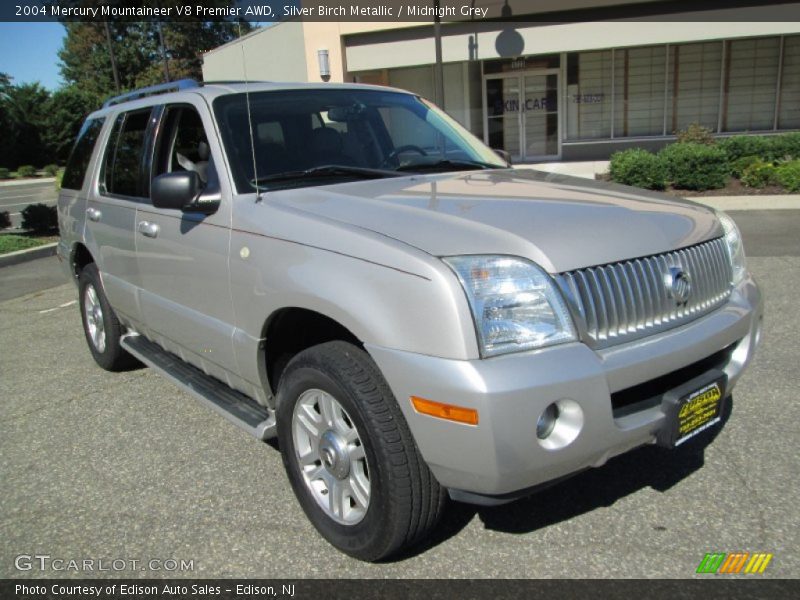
[776,160,800,192]
[0,168,10,179]
[17,165,37,178]
[718,133,800,163]
[608,149,667,190]
[608,132,800,192]
[21,203,58,233]
[730,155,760,178]
[741,160,777,188]
[660,143,729,190]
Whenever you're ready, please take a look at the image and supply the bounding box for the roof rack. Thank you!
[102,79,200,108]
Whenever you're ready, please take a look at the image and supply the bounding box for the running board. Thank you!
[121,333,276,440]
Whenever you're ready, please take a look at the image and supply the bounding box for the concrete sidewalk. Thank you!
[521,160,610,180]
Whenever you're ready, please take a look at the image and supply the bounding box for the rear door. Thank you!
[85,107,155,323]
[134,99,237,376]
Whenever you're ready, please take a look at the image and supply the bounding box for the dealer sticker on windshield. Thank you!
[675,381,723,446]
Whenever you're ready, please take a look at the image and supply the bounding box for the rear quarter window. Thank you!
[61,117,105,191]
[102,109,152,198]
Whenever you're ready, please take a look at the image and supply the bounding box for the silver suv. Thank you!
[57,79,762,561]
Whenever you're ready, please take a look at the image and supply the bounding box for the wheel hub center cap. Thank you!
[318,430,350,480]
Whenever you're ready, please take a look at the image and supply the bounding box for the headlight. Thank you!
[717,211,746,284]
[443,255,577,357]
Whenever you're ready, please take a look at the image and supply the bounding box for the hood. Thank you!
[271,169,722,273]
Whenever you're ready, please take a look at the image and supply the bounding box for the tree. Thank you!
[3,82,52,168]
[0,73,12,168]
[44,86,100,163]
[58,20,253,102]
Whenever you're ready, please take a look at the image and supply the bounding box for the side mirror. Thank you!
[493,148,512,166]
[151,171,201,211]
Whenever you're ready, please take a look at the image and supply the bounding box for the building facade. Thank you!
[201,1,800,161]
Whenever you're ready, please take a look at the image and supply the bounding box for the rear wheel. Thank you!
[78,263,138,371]
[276,341,446,561]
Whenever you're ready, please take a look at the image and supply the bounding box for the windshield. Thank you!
[213,89,507,192]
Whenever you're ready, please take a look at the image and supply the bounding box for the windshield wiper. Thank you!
[394,159,499,172]
[254,164,400,186]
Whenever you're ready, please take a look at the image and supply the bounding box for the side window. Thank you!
[62,117,105,191]
[154,105,217,191]
[102,109,151,198]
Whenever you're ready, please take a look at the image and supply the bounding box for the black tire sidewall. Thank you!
[78,264,124,370]
[276,360,399,560]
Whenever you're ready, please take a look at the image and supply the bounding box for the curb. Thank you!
[686,195,800,211]
[0,177,56,187]
[0,243,58,268]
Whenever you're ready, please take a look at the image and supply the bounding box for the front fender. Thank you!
[228,223,479,389]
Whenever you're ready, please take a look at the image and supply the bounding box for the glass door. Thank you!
[522,72,560,160]
[483,70,561,161]
[485,75,522,160]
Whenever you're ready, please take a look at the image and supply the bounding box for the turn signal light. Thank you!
[410,396,479,426]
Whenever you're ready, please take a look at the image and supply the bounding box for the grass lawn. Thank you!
[0,234,51,255]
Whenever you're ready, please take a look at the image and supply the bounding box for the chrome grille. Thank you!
[556,238,733,348]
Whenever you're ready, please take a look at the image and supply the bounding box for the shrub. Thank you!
[740,160,777,188]
[21,203,58,233]
[608,148,668,190]
[775,160,800,192]
[43,164,59,177]
[16,165,37,178]
[675,123,715,145]
[730,155,761,179]
[770,132,800,162]
[0,167,10,179]
[660,142,729,190]
[718,136,770,162]
[0,211,10,229]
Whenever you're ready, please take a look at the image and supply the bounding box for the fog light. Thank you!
[536,403,559,439]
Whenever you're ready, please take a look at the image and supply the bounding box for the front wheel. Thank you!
[276,341,446,561]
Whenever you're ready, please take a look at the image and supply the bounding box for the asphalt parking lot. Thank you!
[1,211,798,579]
[0,180,57,230]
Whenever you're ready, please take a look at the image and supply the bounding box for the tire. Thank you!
[78,263,138,371]
[276,341,446,561]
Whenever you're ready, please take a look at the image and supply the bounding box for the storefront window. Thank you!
[565,51,612,140]
[614,46,667,137]
[723,37,780,132]
[779,35,800,129]
[667,42,723,133]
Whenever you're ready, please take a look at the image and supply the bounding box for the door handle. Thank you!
[137,221,159,238]
[86,207,102,222]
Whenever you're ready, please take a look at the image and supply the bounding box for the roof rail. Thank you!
[102,79,200,108]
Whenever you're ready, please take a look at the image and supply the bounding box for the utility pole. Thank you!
[156,20,171,83]
[103,21,120,94]
[433,0,445,109]
[155,0,170,82]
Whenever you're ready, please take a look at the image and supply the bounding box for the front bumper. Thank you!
[367,275,762,502]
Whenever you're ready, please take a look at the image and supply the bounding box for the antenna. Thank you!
[238,21,261,202]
